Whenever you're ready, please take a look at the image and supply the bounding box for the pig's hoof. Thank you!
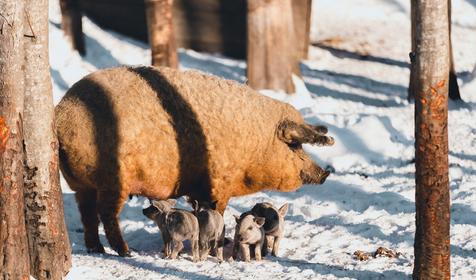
[319,170,331,184]
[87,245,105,254]
[118,250,132,257]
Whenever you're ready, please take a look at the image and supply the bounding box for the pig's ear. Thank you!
[277,119,334,146]
[278,203,289,216]
[166,199,177,207]
[255,217,265,227]
[191,200,199,212]
[151,199,162,209]
[209,200,218,210]
[234,215,241,223]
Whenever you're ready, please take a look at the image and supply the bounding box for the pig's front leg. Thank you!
[240,244,251,262]
[272,236,281,257]
[254,242,262,261]
[161,230,171,258]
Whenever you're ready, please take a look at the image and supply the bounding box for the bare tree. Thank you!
[0,0,31,278]
[23,0,72,278]
[145,0,178,68]
[60,0,85,55]
[247,0,299,93]
[413,1,451,279]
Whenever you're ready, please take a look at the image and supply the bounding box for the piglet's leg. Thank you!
[240,244,251,262]
[216,227,225,262]
[272,236,282,257]
[265,235,274,255]
[191,237,200,262]
[97,191,130,257]
[254,243,262,261]
[161,230,171,258]
[170,240,181,259]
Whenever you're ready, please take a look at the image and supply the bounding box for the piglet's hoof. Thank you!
[87,245,105,254]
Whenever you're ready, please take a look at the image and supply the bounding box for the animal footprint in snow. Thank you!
[373,247,401,258]
[353,250,372,261]
[353,247,401,261]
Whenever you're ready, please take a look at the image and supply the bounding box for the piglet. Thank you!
[250,202,288,256]
[232,214,265,262]
[142,199,200,262]
[191,200,225,261]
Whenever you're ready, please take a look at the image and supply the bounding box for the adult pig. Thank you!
[55,66,334,256]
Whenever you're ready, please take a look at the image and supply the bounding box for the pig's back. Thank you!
[55,66,302,197]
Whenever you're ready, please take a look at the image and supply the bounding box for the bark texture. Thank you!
[145,0,179,68]
[413,1,451,279]
[60,0,85,55]
[0,0,31,278]
[23,0,72,278]
[247,0,298,93]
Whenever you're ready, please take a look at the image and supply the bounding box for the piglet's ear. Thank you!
[166,199,177,207]
[210,200,218,210]
[255,217,265,227]
[277,119,334,146]
[191,200,199,212]
[234,215,241,224]
[278,203,289,216]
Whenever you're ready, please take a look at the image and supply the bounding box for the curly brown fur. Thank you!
[55,66,334,256]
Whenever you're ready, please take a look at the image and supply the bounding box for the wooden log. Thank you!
[247,0,298,93]
[145,0,178,68]
[60,0,85,55]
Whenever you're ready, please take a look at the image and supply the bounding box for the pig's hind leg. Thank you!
[75,189,104,254]
[97,191,130,257]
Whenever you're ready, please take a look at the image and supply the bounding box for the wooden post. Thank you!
[145,0,179,68]
[23,0,73,278]
[247,0,298,93]
[0,0,31,278]
[292,0,312,60]
[60,0,85,55]
[413,0,451,279]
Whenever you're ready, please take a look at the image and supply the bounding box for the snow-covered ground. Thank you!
[49,0,476,279]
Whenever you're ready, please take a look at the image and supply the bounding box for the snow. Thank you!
[48,0,476,279]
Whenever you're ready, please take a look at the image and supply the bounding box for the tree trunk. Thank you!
[60,0,85,55]
[413,1,451,279]
[448,0,461,100]
[292,0,312,60]
[23,0,72,279]
[247,0,298,93]
[0,0,31,278]
[145,0,179,68]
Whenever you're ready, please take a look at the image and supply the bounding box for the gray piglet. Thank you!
[250,202,288,256]
[232,214,266,262]
[142,199,199,262]
[191,200,225,261]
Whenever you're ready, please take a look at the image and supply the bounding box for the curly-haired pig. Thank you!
[55,66,334,256]
[142,199,199,262]
[232,214,266,262]
[191,200,225,261]
[251,202,288,256]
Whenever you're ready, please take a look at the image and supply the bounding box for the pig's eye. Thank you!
[248,226,253,230]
